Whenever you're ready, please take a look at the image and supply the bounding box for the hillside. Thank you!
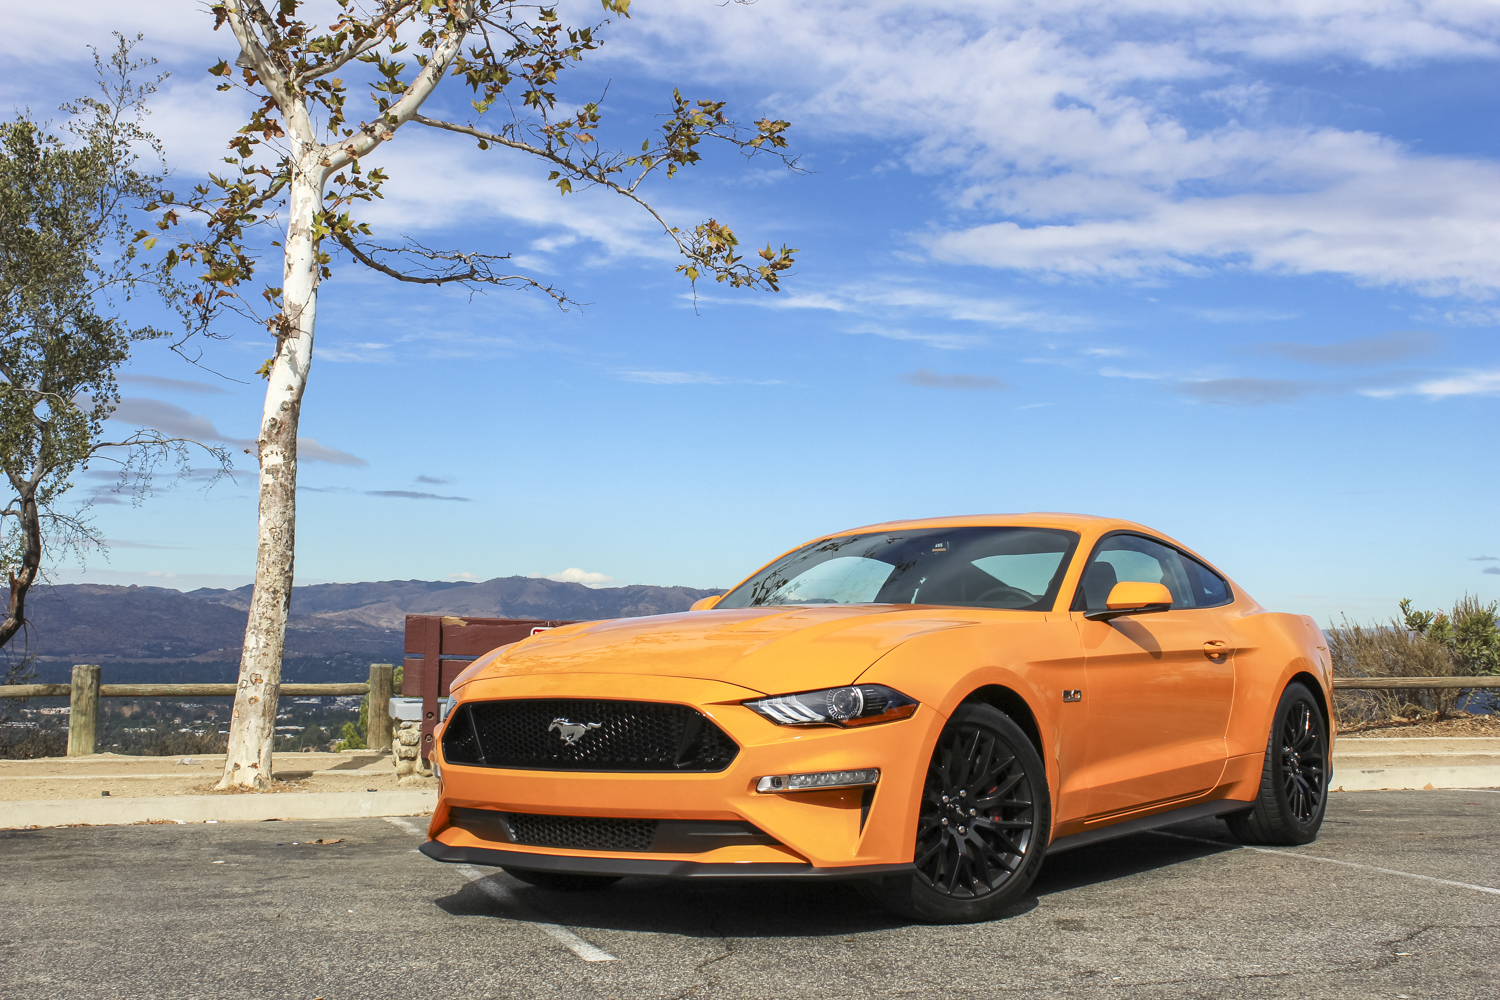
[20,577,722,665]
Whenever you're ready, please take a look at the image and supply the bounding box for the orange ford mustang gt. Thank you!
[420,513,1333,923]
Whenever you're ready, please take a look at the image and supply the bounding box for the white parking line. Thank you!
[385,819,617,963]
[1149,830,1500,896]
[454,864,618,962]
[381,816,428,836]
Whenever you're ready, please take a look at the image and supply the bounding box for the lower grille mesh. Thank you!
[507,813,657,853]
[447,807,781,855]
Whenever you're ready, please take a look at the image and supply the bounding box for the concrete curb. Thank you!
[1331,765,1500,792]
[2,789,437,830]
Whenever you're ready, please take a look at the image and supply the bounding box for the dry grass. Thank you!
[0,729,67,760]
[1339,710,1500,737]
[139,730,229,757]
[1327,617,1471,726]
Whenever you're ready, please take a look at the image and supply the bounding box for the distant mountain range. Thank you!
[20,577,722,664]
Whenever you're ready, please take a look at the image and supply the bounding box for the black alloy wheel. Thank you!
[1225,682,1328,846]
[866,703,1050,923]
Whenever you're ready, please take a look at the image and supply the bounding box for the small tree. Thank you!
[0,37,230,681]
[1400,596,1500,677]
[168,1,800,789]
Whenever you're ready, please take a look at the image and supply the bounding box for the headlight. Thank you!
[744,685,918,727]
[440,695,455,722]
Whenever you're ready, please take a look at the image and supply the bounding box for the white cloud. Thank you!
[616,370,783,385]
[108,398,365,465]
[697,282,1085,332]
[1253,331,1439,365]
[1190,307,1301,323]
[612,0,1500,296]
[617,370,727,385]
[921,150,1500,294]
[1173,376,1327,405]
[530,567,616,588]
[1362,370,1500,399]
[119,374,232,395]
[848,326,986,350]
[316,342,395,364]
[299,438,369,467]
[109,398,230,443]
[899,369,1007,390]
[12,1,1500,298]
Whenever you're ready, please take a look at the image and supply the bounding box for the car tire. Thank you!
[501,868,623,891]
[865,702,1050,924]
[1224,682,1328,846]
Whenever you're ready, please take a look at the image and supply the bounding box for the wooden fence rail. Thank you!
[1332,677,1500,689]
[10,676,1494,694]
[3,668,1494,757]
[0,664,394,757]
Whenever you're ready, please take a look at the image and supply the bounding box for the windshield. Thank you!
[717,526,1080,611]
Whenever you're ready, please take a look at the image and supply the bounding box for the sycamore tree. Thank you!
[1,37,230,673]
[166,0,799,789]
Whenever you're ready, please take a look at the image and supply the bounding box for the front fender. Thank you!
[852,615,1087,839]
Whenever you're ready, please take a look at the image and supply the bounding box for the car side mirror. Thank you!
[690,595,722,611]
[1084,582,1173,622]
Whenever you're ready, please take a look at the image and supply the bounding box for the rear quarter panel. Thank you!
[1221,608,1334,759]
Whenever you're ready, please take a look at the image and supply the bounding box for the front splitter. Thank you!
[419,840,914,880]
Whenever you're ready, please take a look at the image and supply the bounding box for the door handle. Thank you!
[1203,640,1230,660]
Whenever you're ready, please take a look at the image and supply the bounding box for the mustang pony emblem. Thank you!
[549,717,602,745]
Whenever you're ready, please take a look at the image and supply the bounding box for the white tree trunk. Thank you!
[217,159,325,790]
[213,2,467,789]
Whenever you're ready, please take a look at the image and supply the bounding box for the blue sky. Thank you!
[4,1,1499,624]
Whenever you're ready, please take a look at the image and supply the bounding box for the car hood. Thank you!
[460,605,988,697]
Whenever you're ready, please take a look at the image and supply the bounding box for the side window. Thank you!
[1180,553,1232,608]
[1073,534,1198,611]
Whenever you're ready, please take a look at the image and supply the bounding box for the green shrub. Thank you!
[1329,594,1499,725]
[334,720,365,751]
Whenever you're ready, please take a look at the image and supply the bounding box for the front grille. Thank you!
[508,813,657,852]
[443,699,739,772]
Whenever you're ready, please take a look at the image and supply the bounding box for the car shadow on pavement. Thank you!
[431,817,1241,937]
[1030,819,1239,898]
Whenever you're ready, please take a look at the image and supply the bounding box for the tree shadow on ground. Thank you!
[431,815,1241,939]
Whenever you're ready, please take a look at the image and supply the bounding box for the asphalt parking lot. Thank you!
[2,790,1496,1000]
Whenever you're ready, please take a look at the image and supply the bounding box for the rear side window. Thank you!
[1180,553,1231,608]
[1072,534,1232,611]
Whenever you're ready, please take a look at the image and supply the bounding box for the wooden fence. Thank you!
[5,665,1496,759]
[1332,677,1500,690]
[0,663,394,757]
[403,615,576,760]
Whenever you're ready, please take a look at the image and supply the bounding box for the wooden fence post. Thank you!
[67,664,101,757]
[368,663,394,753]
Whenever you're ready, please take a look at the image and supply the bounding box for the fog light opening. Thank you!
[756,768,880,793]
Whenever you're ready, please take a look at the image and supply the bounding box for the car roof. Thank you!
[825,512,1155,537]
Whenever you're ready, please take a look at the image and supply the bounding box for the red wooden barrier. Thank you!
[403,615,578,759]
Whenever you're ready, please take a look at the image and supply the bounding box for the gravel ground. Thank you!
[0,751,435,801]
[1339,712,1500,738]
[2,789,1496,1000]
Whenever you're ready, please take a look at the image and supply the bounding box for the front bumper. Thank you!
[420,839,913,879]
[427,672,941,872]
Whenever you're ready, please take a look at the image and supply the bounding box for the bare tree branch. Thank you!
[331,232,574,305]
